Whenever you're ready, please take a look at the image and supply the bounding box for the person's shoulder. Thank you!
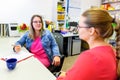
[21,31,30,37]
[44,29,51,33]
[43,29,52,36]
[81,49,92,54]
[24,31,29,35]
[76,50,95,65]
[79,50,96,58]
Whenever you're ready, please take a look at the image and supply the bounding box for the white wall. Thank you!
[52,0,58,23]
[0,0,101,25]
[0,0,53,25]
[80,0,101,14]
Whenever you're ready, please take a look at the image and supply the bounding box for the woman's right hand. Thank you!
[14,45,21,53]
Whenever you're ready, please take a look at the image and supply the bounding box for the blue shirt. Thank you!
[15,30,61,63]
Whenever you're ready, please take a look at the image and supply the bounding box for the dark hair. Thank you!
[115,21,120,78]
[29,14,44,39]
[82,9,114,39]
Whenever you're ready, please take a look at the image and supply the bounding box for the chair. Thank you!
[68,22,78,33]
[48,32,65,73]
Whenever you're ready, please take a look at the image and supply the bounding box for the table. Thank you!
[0,37,56,80]
[61,32,79,38]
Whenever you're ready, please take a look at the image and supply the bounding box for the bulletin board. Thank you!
[68,7,81,22]
[69,0,81,8]
[68,0,81,22]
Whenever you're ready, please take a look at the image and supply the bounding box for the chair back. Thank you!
[48,32,65,73]
[52,32,64,55]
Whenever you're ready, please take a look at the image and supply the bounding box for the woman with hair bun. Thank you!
[57,9,117,80]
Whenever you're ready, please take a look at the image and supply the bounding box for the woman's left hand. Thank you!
[59,71,66,77]
[52,56,60,66]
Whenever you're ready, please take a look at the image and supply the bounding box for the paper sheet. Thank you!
[1,51,34,62]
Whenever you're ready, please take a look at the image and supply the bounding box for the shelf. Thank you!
[57,19,65,21]
[107,9,120,12]
[102,1,120,4]
[57,11,65,13]
[58,22,65,23]
[58,1,64,4]
[56,0,66,28]
[58,23,64,25]
[57,20,65,22]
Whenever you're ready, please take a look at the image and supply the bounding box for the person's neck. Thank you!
[35,31,40,37]
[87,38,110,49]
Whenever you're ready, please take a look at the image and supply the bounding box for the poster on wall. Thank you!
[68,0,81,22]
[69,0,81,8]
[68,7,81,22]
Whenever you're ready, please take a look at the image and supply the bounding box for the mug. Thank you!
[6,58,17,70]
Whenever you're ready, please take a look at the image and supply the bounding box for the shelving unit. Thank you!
[56,0,66,29]
[107,9,120,12]
[101,0,120,19]
[0,23,20,37]
[102,0,120,4]
[101,0,120,46]
[0,23,9,37]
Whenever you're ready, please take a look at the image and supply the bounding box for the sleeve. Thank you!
[57,52,97,80]
[15,32,28,47]
[48,30,61,57]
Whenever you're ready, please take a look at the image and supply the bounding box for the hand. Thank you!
[52,56,60,66]
[14,45,21,53]
[59,71,66,77]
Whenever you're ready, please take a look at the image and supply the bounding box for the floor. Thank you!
[61,54,79,71]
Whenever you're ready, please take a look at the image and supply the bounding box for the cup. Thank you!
[6,58,17,70]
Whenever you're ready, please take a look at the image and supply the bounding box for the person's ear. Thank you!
[89,27,96,35]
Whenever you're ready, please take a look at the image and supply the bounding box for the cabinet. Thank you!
[0,23,20,37]
[71,37,81,56]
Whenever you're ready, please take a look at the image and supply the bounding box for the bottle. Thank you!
[66,20,69,29]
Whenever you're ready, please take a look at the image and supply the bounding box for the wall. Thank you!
[52,0,58,23]
[0,0,101,25]
[68,0,81,21]
[67,0,101,22]
[80,0,101,14]
[0,0,53,25]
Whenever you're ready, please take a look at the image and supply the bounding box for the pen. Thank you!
[17,55,33,63]
[0,58,7,61]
